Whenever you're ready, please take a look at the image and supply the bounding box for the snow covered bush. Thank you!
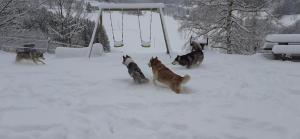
[0,0,28,30]
[273,0,300,18]
[281,20,300,34]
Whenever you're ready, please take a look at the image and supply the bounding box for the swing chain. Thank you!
[121,8,124,44]
[149,8,153,44]
[109,8,124,47]
[137,9,143,45]
[137,8,153,47]
[109,8,116,43]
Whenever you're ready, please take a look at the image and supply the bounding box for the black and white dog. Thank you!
[172,37,205,68]
[122,55,149,83]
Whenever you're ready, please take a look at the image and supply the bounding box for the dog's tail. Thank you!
[181,75,191,84]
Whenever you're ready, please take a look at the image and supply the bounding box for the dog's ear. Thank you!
[155,56,158,60]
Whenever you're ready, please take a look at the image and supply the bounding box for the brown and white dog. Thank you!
[148,57,190,94]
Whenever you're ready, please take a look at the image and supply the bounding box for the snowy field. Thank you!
[1,50,300,139]
[1,10,300,139]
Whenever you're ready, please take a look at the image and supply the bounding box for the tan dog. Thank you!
[148,57,190,94]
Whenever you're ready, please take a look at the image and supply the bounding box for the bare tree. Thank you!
[0,0,28,30]
[181,0,276,54]
[48,0,86,47]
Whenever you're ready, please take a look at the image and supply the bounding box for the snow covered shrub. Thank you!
[273,0,300,18]
[0,0,28,31]
[281,20,300,34]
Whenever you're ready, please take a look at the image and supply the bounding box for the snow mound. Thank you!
[89,43,104,57]
[55,43,103,58]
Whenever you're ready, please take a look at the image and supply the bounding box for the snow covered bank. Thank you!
[1,51,300,139]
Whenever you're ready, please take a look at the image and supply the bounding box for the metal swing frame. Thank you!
[88,3,171,58]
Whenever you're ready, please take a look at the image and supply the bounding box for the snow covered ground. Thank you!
[1,49,300,139]
[1,6,300,139]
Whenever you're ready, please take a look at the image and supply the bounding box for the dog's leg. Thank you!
[37,59,46,64]
[40,60,46,64]
[15,57,21,63]
[152,78,157,86]
[186,64,191,69]
[152,73,158,85]
[170,83,181,94]
[32,58,39,64]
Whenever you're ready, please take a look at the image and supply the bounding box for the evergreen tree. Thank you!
[181,0,275,54]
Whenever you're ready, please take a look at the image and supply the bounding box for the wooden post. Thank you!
[159,8,171,54]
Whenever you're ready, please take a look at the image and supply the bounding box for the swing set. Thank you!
[88,3,171,58]
[109,8,153,48]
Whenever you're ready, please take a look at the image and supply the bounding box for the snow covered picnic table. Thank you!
[272,45,300,55]
[262,34,300,59]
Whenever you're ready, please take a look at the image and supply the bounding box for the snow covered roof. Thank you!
[265,34,300,43]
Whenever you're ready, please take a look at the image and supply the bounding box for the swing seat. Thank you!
[141,41,151,48]
[114,41,124,47]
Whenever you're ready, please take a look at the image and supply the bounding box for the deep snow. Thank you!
[1,5,300,139]
[1,50,300,139]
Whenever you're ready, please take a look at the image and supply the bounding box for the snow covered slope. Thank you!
[1,50,300,139]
